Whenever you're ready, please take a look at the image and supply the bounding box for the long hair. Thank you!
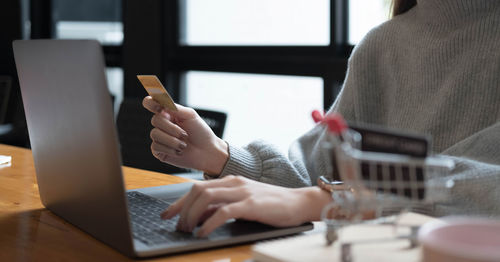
[392,0,417,17]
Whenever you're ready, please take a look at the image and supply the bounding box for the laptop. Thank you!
[13,40,313,257]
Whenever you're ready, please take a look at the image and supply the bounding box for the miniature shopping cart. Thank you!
[312,111,455,261]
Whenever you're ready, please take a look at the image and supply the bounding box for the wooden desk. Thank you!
[0,144,253,261]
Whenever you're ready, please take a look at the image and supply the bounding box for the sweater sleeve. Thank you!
[216,125,331,188]
[432,121,500,216]
[214,59,360,188]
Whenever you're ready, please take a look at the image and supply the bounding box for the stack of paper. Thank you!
[252,213,434,262]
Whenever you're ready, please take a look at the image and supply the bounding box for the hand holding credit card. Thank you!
[137,75,178,111]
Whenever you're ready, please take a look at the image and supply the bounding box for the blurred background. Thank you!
[0,0,390,173]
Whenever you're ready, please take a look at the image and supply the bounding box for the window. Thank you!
[56,21,123,45]
[53,0,123,45]
[150,1,347,151]
[51,0,123,114]
[182,0,330,46]
[168,0,338,150]
[186,71,323,153]
[349,0,391,44]
[106,68,124,115]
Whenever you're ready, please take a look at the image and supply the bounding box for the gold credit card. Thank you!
[137,75,178,111]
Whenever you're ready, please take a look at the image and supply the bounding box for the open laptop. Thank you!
[13,40,313,257]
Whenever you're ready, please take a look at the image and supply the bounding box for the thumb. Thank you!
[165,103,198,122]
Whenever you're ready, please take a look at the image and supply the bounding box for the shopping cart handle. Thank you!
[312,110,325,123]
[312,110,348,135]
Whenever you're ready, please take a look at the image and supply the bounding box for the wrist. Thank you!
[295,187,333,222]
[204,138,229,176]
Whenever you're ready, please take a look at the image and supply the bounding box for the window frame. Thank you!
[29,0,123,67]
[29,0,358,110]
[161,0,353,110]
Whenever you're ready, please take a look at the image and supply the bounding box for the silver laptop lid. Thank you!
[13,40,134,256]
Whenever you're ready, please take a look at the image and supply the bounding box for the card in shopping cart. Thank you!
[349,122,430,158]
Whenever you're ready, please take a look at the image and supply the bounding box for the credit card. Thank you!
[137,75,178,111]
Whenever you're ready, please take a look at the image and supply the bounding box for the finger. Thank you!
[184,187,247,231]
[176,176,245,231]
[197,201,248,237]
[162,176,247,221]
[151,114,188,140]
[161,190,191,219]
[198,204,221,224]
[161,177,241,221]
[150,128,187,152]
[142,96,162,114]
[167,104,198,122]
[151,142,181,159]
[162,176,242,219]
[152,151,170,163]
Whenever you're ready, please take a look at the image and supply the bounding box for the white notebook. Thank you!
[252,213,435,262]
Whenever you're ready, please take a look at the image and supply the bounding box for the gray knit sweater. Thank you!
[217,0,500,217]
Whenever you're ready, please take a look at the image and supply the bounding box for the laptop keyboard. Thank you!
[127,191,288,247]
[127,191,196,246]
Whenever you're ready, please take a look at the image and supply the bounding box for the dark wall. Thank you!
[1,1,22,77]
[0,0,29,147]
[122,0,166,98]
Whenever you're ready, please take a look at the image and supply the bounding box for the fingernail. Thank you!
[178,142,187,150]
[180,132,189,140]
[160,208,170,219]
[161,110,171,120]
[196,229,206,238]
[175,149,183,156]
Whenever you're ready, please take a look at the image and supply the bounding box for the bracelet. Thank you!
[317,176,345,193]
[318,176,356,221]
